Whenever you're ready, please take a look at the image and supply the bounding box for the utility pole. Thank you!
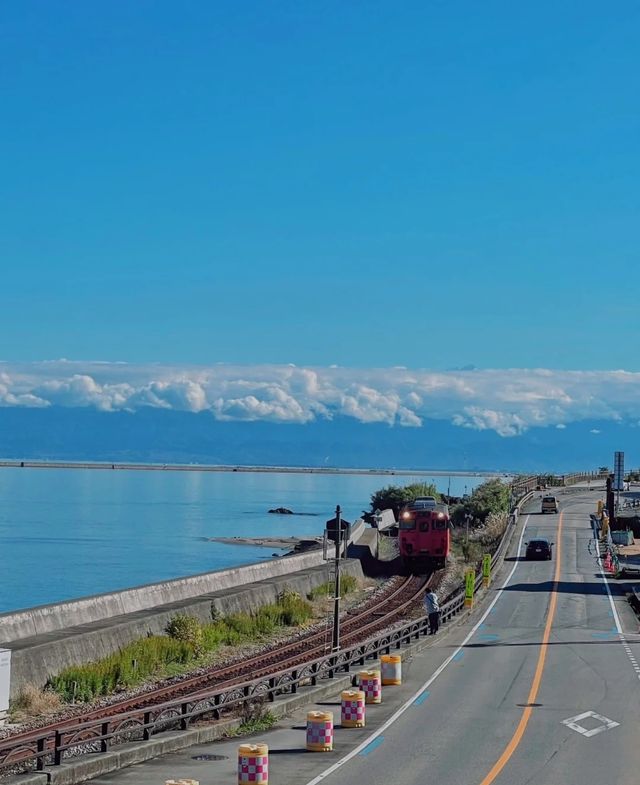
[332,505,342,652]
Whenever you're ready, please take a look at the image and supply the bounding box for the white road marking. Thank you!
[562,710,620,738]
[302,516,531,785]
[591,523,640,677]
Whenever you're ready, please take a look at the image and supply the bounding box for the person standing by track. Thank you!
[424,588,440,634]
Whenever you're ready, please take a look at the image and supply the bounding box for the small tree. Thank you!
[370,482,440,520]
[451,479,510,526]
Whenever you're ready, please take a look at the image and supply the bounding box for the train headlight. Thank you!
[402,511,411,520]
[437,512,445,519]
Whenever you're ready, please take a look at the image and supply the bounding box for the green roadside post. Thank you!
[464,568,475,608]
[482,554,492,587]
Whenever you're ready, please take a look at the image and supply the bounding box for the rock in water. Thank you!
[268,507,294,514]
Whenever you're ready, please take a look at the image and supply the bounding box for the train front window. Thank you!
[399,516,416,530]
[433,517,448,530]
[418,518,430,531]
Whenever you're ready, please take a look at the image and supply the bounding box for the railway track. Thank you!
[0,572,434,771]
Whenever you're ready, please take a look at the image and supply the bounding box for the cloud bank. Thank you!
[1,361,639,437]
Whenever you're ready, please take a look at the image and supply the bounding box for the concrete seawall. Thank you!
[0,550,329,645]
[4,558,364,696]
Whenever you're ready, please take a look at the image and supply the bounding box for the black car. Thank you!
[525,538,553,560]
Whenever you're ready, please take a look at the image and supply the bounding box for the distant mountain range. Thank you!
[0,407,635,473]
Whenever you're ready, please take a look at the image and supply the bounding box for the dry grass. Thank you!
[450,511,508,570]
[10,683,63,721]
[479,512,509,545]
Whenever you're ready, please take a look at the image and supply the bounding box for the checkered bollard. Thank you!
[341,689,365,728]
[381,655,402,686]
[306,711,334,752]
[238,743,268,784]
[358,670,382,704]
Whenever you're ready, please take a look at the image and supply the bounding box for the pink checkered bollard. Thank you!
[306,711,334,752]
[238,743,268,784]
[358,670,382,704]
[341,689,365,728]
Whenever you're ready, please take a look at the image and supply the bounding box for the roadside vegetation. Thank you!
[307,574,358,600]
[9,682,62,723]
[370,482,440,518]
[47,589,314,703]
[450,512,509,566]
[225,701,278,737]
[449,478,510,526]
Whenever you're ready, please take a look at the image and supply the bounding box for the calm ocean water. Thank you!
[0,468,488,612]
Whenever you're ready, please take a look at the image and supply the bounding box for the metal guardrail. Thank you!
[509,471,606,497]
[0,488,534,774]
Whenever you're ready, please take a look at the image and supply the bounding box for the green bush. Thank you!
[165,614,204,656]
[277,588,313,625]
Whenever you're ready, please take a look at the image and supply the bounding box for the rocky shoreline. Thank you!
[208,535,323,551]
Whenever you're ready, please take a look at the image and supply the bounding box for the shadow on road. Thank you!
[463,638,639,648]
[502,578,633,596]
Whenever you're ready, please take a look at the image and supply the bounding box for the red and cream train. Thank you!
[398,497,451,570]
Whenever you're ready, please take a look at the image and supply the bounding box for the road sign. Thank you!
[482,554,491,587]
[464,568,475,608]
[614,451,625,491]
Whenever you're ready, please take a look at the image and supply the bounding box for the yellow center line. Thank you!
[477,511,564,785]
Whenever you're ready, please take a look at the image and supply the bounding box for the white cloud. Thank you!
[1,361,640,436]
[452,407,527,437]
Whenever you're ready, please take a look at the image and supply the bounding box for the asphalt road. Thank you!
[89,487,640,785]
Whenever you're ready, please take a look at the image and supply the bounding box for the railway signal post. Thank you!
[465,513,473,547]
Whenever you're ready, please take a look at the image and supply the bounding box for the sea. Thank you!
[0,467,490,613]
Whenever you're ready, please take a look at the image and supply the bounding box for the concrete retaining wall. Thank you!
[0,550,329,645]
[7,560,364,696]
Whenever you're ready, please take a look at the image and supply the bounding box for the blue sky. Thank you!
[1,1,639,370]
